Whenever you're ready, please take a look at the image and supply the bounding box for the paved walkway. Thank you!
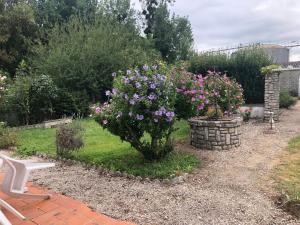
[0,174,135,225]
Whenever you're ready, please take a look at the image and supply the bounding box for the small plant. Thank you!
[261,64,279,76]
[0,122,18,149]
[239,107,251,122]
[280,91,297,109]
[56,121,85,157]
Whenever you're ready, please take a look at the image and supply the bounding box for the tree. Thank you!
[101,0,136,27]
[31,0,98,29]
[0,1,38,75]
[152,3,175,62]
[139,0,174,36]
[172,16,193,61]
[151,3,193,63]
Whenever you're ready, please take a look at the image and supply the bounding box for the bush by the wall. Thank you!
[188,48,272,104]
[280,91,297,109]
[56,121,85,157]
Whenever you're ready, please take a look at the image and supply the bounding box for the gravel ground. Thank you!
[29,102,300,225]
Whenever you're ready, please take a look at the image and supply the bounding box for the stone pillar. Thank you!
[264,72,280,121]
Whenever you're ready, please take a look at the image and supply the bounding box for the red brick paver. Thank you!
[0,174,135,225]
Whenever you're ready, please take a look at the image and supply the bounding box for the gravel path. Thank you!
[31,102,300,225]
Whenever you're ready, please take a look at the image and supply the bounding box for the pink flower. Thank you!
[95,107,101,114]
[197,104,205,111]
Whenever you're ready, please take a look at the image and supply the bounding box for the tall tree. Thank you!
[172,16,193,61]
[0,0,38,75]
[151,2,193,63]
[101,0,138,32]
[139,0,174,36]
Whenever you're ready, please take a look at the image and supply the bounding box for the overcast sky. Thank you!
[132,0,300,61]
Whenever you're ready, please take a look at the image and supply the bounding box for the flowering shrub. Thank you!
[176,71,244,119]
[239,107,251,122]
[203,71,244,118]
[94,64,177,160]
[171,64,197,120]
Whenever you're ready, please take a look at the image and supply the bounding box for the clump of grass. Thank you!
[275,136,300,217]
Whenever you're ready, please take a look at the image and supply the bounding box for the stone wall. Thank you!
[189,117,242,150]
[264,72,280,121]
[279,69,300,97]
[11,118,72,131]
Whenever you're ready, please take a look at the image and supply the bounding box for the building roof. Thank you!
[260,44,287,49]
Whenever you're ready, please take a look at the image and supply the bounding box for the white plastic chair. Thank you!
[0,199,26,225]
[0,154,54,225]
[0,154,55,199]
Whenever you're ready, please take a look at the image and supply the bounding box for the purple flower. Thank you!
[135,82,142,89]
[159,107,167,114]
[129,99,135,105]
[148,94,156,101]
[103,120,108,125]
[133,93,139,99]
[143,65,149,71]
[143,76,148,81]
[129,76,135,81]
[205,99,209,104]
[155,110,162,116]
[136,114,144,121]
[112,72,116,77]
[150,83,156,89]
[126,70,131,75]
[166,112,175,118]
[123,77,130,84]
[152,65,157,70]
[112,88,117,95]
[105,90,111,96]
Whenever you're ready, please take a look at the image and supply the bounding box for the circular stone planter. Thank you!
[188,117,242,150]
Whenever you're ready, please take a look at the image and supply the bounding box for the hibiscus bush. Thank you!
[95,63,177,161]
[176,71,244,119]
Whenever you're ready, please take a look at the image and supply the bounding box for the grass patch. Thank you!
[17,119,198,179]
[275,136,300,212]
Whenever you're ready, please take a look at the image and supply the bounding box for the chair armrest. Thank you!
[25,163,55,170]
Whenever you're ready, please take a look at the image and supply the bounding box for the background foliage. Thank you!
[189,48,272,104]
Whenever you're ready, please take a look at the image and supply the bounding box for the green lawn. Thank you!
[17,119,199,179]
[275,136,300,202]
